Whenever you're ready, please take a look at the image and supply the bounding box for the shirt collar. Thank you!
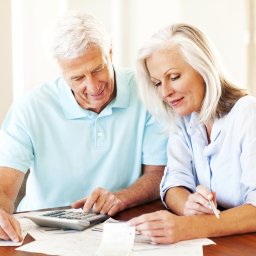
[58,67,131,120]
[185,112,222,142]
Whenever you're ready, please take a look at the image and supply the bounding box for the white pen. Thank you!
[208,199,220,219]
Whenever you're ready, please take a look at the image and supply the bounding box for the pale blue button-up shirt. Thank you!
[161,95,256,209]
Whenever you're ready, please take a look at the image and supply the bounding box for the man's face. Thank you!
[58,47,115,113]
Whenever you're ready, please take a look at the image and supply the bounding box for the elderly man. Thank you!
[0,12,167,242]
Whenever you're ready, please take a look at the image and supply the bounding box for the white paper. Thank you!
[96,222,135,256]
[132,245,203,256]
[16,215,215,256]
[134,237,215,251]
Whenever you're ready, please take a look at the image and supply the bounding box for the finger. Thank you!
[83,189,102,212]
[187,193,210,209]
[211,191,217,205]
[107,203,121,216]
[0,217,20,242]
[136,220,166,232]
[185,200,213,214]
[129,212,160,226]
[71,198,87,209]
[99,195,117,215]
[130,212,167,230]
[91,189,113,213]
[184,207,212,216]
[11,218,23,241]
[151,235,176,244]
[92,196,108,214]
[0,228,10,241]
[196,185,212,200]
[139,227,166,237]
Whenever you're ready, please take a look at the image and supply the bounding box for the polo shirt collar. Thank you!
[58,67,130,119]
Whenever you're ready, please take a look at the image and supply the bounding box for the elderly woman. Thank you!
[130,23,256,244]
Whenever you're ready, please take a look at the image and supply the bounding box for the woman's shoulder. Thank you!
[227,95,256,121]
[230,95,256,112]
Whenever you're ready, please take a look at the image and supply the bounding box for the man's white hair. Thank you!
[47,12,111,59]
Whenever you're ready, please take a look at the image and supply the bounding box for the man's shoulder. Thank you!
[17,78,61,103]
[12,77,63,113]
[115,67,135,85]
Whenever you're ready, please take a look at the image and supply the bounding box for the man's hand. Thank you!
[71,187,125,216]
[183,185,218,216]
[0,209,22,242]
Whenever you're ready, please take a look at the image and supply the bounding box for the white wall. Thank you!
[0,1,13,124]
[180,0,247,88]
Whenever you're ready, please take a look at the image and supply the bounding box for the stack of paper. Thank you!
[0,212,215,256]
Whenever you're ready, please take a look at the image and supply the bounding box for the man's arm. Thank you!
[115,164,165,209]
[0,167,25,241]
[0,167,24,213]
[72,165,165,216]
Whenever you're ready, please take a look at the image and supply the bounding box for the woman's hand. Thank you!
[183,185,218,216]
[129,210,185,244]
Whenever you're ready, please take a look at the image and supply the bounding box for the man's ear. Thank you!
[109,48,113,61]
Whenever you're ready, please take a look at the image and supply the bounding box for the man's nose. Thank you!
[83,76,100,94]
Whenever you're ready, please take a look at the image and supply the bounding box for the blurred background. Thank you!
[0,0,255,125]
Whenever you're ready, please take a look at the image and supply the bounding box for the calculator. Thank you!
[25,209,109,231]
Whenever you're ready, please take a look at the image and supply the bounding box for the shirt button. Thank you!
[97,132,103,137]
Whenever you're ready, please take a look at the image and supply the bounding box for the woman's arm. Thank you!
[164,187,191,215]
[129,204,256,244]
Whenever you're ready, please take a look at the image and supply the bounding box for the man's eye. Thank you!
[74,77,83,81]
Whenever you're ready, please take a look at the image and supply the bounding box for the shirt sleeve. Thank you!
[0,102,34,172]
[142,112,168,165]
[160,120,197,208]
[239,101,256,206]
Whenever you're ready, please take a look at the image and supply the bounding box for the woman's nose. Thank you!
[161,81,174,98]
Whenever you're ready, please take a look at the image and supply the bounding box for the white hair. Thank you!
[47,12,111,59]
[136,23,224,132]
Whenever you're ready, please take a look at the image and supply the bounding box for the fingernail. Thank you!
[13,237,19,243]
[207,194,212,200]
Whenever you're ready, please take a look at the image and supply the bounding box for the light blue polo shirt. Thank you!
[0,68,167,211]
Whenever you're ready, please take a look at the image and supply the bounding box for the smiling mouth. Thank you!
[88,86,105,97]
[170,97,184,107]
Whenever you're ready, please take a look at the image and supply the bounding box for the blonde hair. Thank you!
[136,23,246,132]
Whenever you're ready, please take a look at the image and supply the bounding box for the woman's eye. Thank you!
[153,81,161,87]
[170,75,180,81]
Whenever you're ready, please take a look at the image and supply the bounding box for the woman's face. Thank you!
[146,47,205,116]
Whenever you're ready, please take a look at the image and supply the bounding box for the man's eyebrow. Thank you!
[92,63,105,71]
